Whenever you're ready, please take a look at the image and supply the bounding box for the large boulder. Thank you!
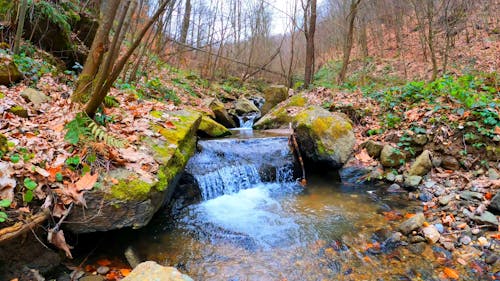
[261,85,289,115]
[198,116,231,137]
[20,88,51,107]
[408,150,432,176]
[0,55,23,86]
[380,145,406,167]
[123,261,193,281]
[209,99,236,128]
[233,97,260,116]
[293,106,355,167]
[65,111,202,233]
[254,94,308,130]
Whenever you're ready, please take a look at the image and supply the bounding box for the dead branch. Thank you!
[0,208,50,244]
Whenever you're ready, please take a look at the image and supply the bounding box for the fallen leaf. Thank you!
[355,149,373,163]
[165,120,176,129]
[119,268,131,277]
[97,259,112,266]
[495,126,500,135]
[75,173,98,192]
[48,229,73,258]
[443,267,459,279]
[105,271,120,281]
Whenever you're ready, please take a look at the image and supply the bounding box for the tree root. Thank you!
[0,208,50,244]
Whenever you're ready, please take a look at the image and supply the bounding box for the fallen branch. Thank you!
[289,123,307,186]
[0,208,50,244]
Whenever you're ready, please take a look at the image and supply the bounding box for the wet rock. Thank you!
[408,242,426,254]
[122,261,193,281]
[293,106,355,167]
[21,88,51,107]
[399,212,425,234]
[422,225,440,243]
[408,150,432,176]
[198,116,231,137]
[254,94,308,130]
[473,211,499,226]
[413,134,428,145]
[471,228,481,235]
[485,254,498,265]
[361,140,383,158]
[380,145,405,167]
[489,192,500,212]
[441,156,460,170]
[432,156,442,168]
[439,194,454,206]
[80,276,105,281]
[418,191,433,202]
[0,55,23,85]
[460,191,483,201]
[404,175,422,188]
[459,235,472,245]
[261,85,289,115]
[409,235,426,244]
[386,172,397,182]
[209,99,236,128]
[339,164,371,184]
[97,266,110,275]
[489,168,500,180]
[387,183,404,193]
[478,237,489,247]
[233,97,260,116]
[434,223,444,233]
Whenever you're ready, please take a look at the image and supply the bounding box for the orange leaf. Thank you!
[404,213,416,219]
[75,172,98,192]
[97,259,112,266]
[495,126,500,135]
[490,233,500,240]
[165,120,176,129]
[105,271,120,281]
[48,229,73,258]
[485,192,493,200]
[119,268,131,276]
[355,149,372,163]
[443,267,459,279]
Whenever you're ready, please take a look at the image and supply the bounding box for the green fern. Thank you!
[104,95,120,108]
[64,113,127,148]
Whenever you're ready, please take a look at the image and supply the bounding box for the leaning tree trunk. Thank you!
[13,0,28,54]
[72,0,121,103]
[303,0,317,88]
[337,0,362,84]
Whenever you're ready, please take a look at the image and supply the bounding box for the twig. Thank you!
[0,208,50,244]
[289,123,307,186]
[52,202,74,232]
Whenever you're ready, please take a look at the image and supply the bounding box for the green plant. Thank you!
[23,178,37,203]
[13,53,56,84]
[0,199,11,223]
[383,113,402,128]
[65,155,81,170]
[65,113,126,147]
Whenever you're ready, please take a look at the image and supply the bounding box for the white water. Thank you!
[236,112,259,128]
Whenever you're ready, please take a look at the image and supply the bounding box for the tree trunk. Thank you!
[303,0,317,88]
[72,0,121,103]
[85,0,171,117]
[180,0,192,44]
[337,0,362,84]
[13,0,28,54]
[426,0,438,81]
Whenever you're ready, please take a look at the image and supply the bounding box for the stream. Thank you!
[80,132,485,280]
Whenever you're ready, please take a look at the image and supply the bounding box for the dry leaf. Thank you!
[48,229,73,258]
[75,173,98,192]
[355,149,373,163]
[443,267,459,280]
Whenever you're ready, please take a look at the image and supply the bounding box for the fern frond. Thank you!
[104,96,120,108]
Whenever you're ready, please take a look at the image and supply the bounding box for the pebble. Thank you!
[478,237,489,247]
[424,180,436,188]
[422,226,440,243]
[434,223,444,233]
[489,168,500,180]
[459,235,472,245]
[485,254,498,265]
[439,194,454,206]
[387,183,404,193]
[460,191,483,201]
[96,266,110,275]
[471,228,480,235]
[418,191,433,202]
[398,213,425,234]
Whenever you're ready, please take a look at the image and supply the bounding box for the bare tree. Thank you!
[13,0,28,54]
[303,0,317,88]
[337,0,362,84]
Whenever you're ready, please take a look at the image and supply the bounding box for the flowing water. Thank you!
[82,134,487,280]
[236,112,259,129]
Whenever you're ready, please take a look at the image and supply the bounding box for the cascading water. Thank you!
[185,136,296,200]
[236,112,259,129]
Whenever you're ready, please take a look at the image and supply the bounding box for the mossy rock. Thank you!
[8,105,29,118]
[65,110,202,233]
[210,99,236,128]
[0,58,23,86]
[253,94,308,130]
[0,133,7,153]
[198,116,231,137]
[380,145,406,167]
[293,106,355,167]
[261,85,289,115]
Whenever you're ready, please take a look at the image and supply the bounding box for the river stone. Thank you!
[254,94,308,130]
[0,55,23,85]
[439,194,454,206]
[292,106,355,167]
[380,145,405,167]
[408,150,432,176]
[413,134,428,145]
[441,156,460,170]
[21,88,51,106]
[490,192,500,212]
[387,183,404,193]
[460,191,483,201]
[209,99,236,128]
[489,168,500,180]
[422,225,440,243]
[8,105,29,118]
[233,97,260,115]
[261,85,289,115]
[122,261,193,281]
[361,140,383,158]
[399,212,425,234]
[198,116,231,137]
[473,211,499,226]
[404,175,422,187]
[65,110,202,233]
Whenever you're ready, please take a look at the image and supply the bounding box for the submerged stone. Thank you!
[122,261,193,281]
[398,212,425,234]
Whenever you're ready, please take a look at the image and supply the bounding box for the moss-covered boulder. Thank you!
[253,94,308,130]
[8,105,29,118]
[20,88,51,107]
[233,97,260,116]
[0,55,23,86]
[198,116,231,137]
[380,145,406,167]
[293,106,355,167]
[210,99,236,128]
[65,110,202,233]
[261,85,289,115]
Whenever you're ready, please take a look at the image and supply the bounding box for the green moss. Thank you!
[287,95,307,107]
[9,105,28,118]
[198,116,231,137]
[150,110,163,118]
[110,177,154,201]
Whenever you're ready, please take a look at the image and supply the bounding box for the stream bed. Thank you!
[80,134,487,280]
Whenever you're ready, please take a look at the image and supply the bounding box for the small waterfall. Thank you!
[236,112,259,129]
[186,137,296,200]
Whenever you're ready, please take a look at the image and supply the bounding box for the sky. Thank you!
[267,0,326,34]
